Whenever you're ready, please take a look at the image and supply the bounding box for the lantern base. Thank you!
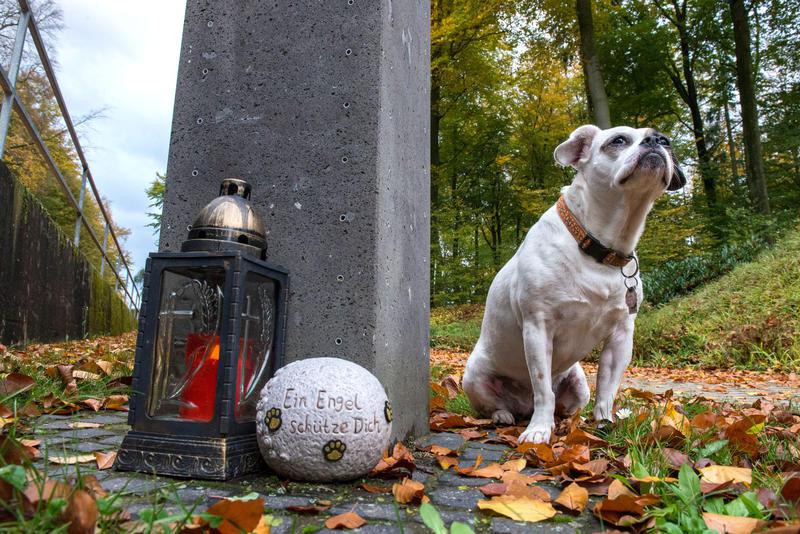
[115,431,265,480]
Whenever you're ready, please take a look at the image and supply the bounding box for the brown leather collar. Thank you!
[556,196,633,268]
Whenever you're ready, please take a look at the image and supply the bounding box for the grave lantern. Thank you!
[117,178,288,480]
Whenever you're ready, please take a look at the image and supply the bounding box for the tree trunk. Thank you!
[576,0,611,128]
[729,0,770,215]
[660,1,717,207]
[722,85,741,191]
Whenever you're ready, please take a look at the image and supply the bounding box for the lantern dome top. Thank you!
[181,178,267,259]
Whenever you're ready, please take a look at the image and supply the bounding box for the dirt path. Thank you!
[431,348,800,404]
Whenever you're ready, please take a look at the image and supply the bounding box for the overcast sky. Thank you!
[55,0,187,280]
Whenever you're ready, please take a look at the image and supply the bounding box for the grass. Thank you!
[430,226,800,372]
[633,227,800,371]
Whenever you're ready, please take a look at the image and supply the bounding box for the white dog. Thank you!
[462,124,686,444]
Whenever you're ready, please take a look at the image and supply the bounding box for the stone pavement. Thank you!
[24,375,798,533]
[28,411,601,533]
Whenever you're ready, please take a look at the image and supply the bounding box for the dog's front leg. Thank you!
[518,319,555,444]
[593,323,634,422]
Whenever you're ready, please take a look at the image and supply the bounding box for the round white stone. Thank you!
[256,357,393,481]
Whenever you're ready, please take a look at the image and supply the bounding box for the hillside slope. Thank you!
[633,227,800,371]
[432,227,800,372]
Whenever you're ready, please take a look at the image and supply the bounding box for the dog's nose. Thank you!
[641,134,670,148]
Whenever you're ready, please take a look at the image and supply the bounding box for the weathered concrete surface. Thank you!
[160,1,431,440]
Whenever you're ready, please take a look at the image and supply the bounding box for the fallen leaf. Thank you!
[73,370,101,381]
[359,483,392,494]
[663,448,691,470]
[205,496,265,534]
[0,372,35,395]
[479,483,508,497]
[324,511,367,529]
[69,422,102,429]
[702,512,760,534]
[94,451,117,470]
[96,360,116,376]
[554,482,589,513]
[592,495,646,527]
[427,445,455,456]
[49,453,96,465]
[700,465,752,487]
[57,365,78,395]
[103,395,129,411]
[286,501,332,514]
[565,428,608,448]
[23,479,71,512]
[436,455,459,470]
[477,495,556,522]
[441,375,460,399]
[782,477,800,504]
[81,398,103,412]
[608,479,637,500]
[392,478,427,504]
[505,482,552,502]
[62,489,98,534]
[370,442,416,478]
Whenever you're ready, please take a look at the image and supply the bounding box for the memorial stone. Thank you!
[159,1,431,439]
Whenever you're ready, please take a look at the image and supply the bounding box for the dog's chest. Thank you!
[550,273,631,370]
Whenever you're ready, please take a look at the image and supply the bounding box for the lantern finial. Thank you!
[181,179,267,259]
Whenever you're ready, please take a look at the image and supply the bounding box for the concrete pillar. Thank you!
[160,0,430,440]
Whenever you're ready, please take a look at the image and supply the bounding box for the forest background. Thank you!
[3,0,799,311]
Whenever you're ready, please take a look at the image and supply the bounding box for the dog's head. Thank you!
[553,125,686,192]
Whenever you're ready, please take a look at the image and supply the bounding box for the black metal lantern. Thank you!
[117,179,288,480]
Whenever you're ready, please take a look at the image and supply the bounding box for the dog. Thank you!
[462,124,686,444]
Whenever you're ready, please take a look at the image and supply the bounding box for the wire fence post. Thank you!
[99,222,110,276]
[0,9,30,157]
[73,166,88,246]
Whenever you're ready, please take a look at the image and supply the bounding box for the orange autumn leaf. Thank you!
[205,496,265,534]
[505,482,552,502]
[103,395,129,411]
[436,455,459,470]
[564,428,608,448]
[392,478,427,504]
[554,482,589,513]
[62,489,98,534]
[324,511,367,529]
[94,451,117,470]
[608,479,637,500]
[702,513,760,534]
[477,495,556,522]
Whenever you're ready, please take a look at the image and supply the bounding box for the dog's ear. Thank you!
[667,152,687,191]
[554,124,601,168]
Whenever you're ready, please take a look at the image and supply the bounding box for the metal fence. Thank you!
[0,0,140,312]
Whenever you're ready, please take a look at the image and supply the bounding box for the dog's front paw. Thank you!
[491,409,515,426]
[518,424,552,444]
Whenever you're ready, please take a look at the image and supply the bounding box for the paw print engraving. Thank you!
[323,439,347,462]
[384,401,393,423]
[264,407,282,432]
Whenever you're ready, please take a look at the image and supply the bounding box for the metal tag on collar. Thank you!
[621,255,639,314]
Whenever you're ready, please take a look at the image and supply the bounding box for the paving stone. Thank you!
[329,502,406,523]
[66,440,112,453]
[491,517,599,533]
[80,414,129,425]
[98,434,124,446]
[262,495,315,510]
[437,472,494,487]
[101,476,167,495]
[428,486,484,511]
[415,433,465,451]
[459,447,505,463]
[53,427,115,440]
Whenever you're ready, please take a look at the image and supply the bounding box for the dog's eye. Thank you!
[610,135,627,146]
[657,137,671,146]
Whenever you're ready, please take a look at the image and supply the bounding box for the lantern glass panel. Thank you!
[148,267,226,422]
[234,272,277,421]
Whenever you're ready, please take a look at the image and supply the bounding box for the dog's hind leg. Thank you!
[554,363,590,418]
[463,360,519,425]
